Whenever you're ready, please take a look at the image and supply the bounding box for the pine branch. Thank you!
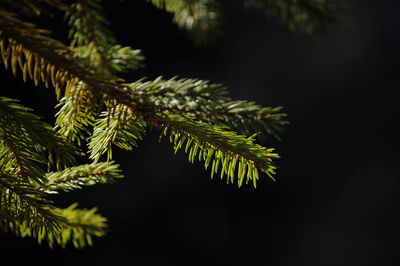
[0,10,282,185]
[1,188,108,248]
[1,160,119,248]
[0,97,112,247]
[44,162,123,193]
[0,173,63,241]
[55,82,98,145]
[0,132,44,182]
[88,104,147,162]
[0,97,78,174]
[0,10,122,99]
[147,0,222,46]
[0,0,294,248]
[66,0,144,73]
[128,77,288,140]
[67,0,115,48]
[0,11,147,151]
[0,112,47,184]
[158,113,278,187]
[214,102,288,141]
[54,203,107,248]
[0,10,131,142]
[245,0,343,34]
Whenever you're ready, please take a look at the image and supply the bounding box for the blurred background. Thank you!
[1,0,399,265]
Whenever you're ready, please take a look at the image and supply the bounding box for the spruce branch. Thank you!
[158,113,279,187]
[0,130,45,183]
[1,186,108,248]
[1,161,118,248]
[0,104,54,184]
[0,9,123,100]
[67,0,115,48]
[0,174,63,241]
[128,77,288,140]
[0,97,78,174]
[0,12,282,185]
[66,0,144,73]
[88,104,147,162]
[55,82,98,145]
[44,162,123,193]
[0,97,122,247]
[53,203,108,248]
[214,102,288,141]
[0,0,297,248]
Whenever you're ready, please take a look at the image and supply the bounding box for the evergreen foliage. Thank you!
[0,0,341,248]
[0,97,120,249]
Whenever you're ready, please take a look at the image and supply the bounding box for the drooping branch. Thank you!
[0,11,281,186]
[157,113,278,187]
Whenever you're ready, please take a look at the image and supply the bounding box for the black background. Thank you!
[1,0,400,265]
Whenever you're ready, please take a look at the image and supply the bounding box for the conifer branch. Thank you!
[88,104,147,162]
[128,77,288,140]
[1,161,118,248]
[0,114,47,184]
[1,134,31,179]
[44,162,123,193]
[54,203,108,248]
[0,97,121,247]
[0,174,63,240]
[0,10,122,99]
[1,185,107,248]
[55,82,98,145]
[0,12,282,185]
[0,0,298,248]
[67,0,115,49]
[158,113,279,187]
[0,97,78,174]
[66,0,144,72]
[214,103,288,141]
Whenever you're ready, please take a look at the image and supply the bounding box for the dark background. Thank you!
[1,0,399,265]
